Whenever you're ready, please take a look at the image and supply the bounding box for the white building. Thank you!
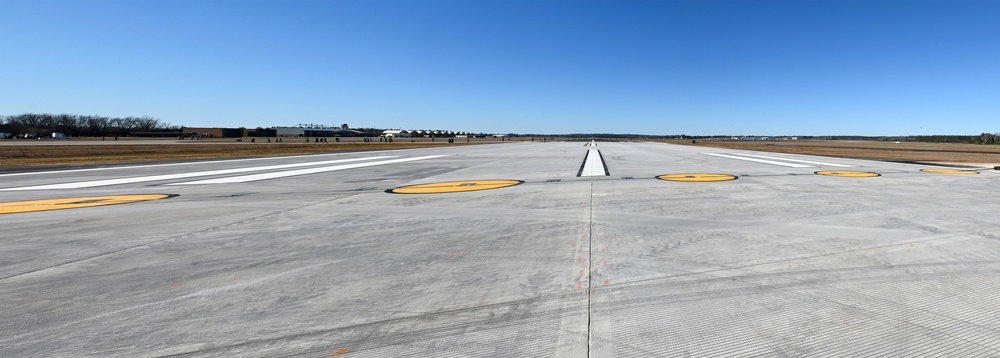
[381,130,411,138]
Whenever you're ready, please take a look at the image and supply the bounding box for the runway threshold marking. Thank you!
[0,194,176,215]
[170,155,448,185]
[921,169,979,175]
[656,173,738,182]
[703,153,813,168]
[1,156,394,191]
[387,179,523,194]
[815,170,880,177]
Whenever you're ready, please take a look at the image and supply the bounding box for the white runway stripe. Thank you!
[0,153,375,178]
[733,153,852,167]
[703,153,813,168]
[1,156,394,190]
[168,155,449,185]
[580,149,608,176]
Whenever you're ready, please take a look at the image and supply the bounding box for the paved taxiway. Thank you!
[2,141,1000,357]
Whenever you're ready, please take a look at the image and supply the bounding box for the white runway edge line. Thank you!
[579,148,608,177]
[0,153,385,178]
[168,155,449,185]
[731,153,852,167]
[1,156,395,191]
[703,153,812,168]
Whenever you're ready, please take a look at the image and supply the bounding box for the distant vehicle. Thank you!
[52,132,72,139]
[0,132,11,139]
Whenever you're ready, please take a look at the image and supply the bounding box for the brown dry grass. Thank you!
[0,138,495,166]
[5,137,998,167]
[651,139,1000,165]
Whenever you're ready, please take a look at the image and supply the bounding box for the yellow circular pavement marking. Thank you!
[387,180,523,194]
[0,194,176,215]
[921,169,978,175]
[815,170,880,177]
[656,173,738,182]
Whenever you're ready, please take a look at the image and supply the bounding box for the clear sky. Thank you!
[2,0,997,135]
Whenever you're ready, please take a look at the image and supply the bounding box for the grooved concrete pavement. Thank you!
[2,142,999,357]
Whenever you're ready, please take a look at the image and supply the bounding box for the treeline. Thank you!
[0,113,178,137]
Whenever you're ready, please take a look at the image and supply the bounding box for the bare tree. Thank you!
[111,116,138,136]
[53,114,80,136]
[83,115,111,136]
[9,113,46,134]
[134,116,160,132]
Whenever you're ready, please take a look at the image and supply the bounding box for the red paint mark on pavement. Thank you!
[330,347,351,356]
[604,280,610,285]
[577,283,582,290]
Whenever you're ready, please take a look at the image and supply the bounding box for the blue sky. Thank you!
[2,0,997,135]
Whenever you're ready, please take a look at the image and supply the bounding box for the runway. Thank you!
[3,141,1000,357]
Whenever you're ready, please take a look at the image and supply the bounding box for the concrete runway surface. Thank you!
[2,141,1000,357]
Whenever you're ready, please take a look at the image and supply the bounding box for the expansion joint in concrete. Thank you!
[587,181,594,358]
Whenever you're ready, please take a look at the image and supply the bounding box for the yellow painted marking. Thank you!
[815,170,880,177]
[0,194,175,215]
[388,180,523,194]
[921,169,978,175]
[656,173,738,182]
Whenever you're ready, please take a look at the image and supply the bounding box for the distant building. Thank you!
[275,127,305,137]
[247,128,277,137]
[275,126,363,137]
[381,130,410,138]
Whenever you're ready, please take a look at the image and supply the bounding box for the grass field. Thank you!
[0,137,509,166]
[3,137,999,167]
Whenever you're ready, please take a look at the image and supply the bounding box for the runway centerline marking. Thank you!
[1,157,395,191]
[579,149,609,177]
[702,153,813,168]
[169,155,448,185]
[0,194,176,215]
